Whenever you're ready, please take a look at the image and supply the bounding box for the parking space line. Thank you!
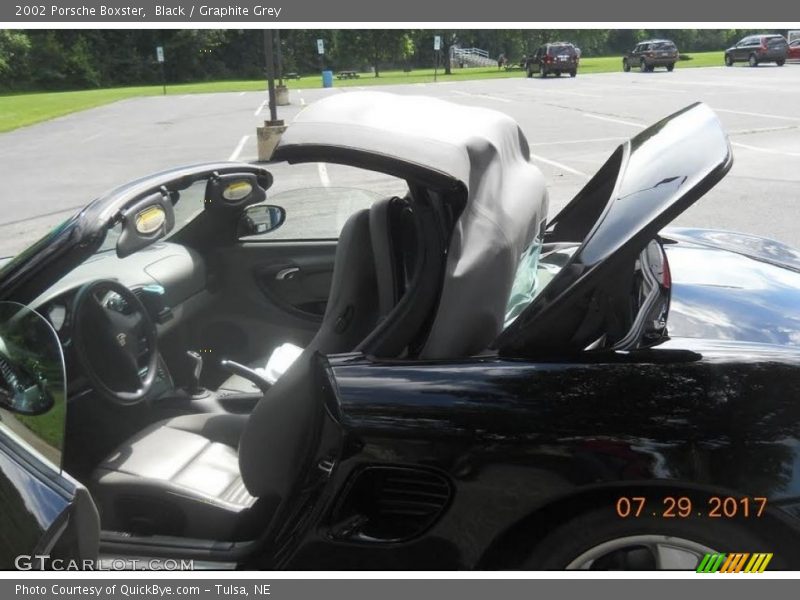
[731,141,800,158]
[625,84,693,95]
[317,163,331,187]
[81,132,106,143]
[228,135,249,161]
[714,108,800,123]
[729,125,798,136]
[529,153,589,178]
[530,136,625,147]
[452,90,512,103]
[517,87,602,99]
[583,113,644,128]
[547,90,604,99]
[254,100,267,116]
[578,81,687,95]
[238,91,246,97]
[669,78,799,94]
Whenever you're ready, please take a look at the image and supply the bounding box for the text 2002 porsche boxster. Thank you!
[2,93,800,570]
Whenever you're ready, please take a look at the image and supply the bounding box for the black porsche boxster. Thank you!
[2,92,800,571]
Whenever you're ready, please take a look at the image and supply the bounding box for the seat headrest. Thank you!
[358,195,446,359]
[369,197,417,320]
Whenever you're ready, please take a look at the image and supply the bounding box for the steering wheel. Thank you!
[72,279,159,406]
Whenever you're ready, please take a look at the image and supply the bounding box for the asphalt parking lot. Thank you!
[1,64,798,257]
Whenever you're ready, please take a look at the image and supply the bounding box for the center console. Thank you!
[152,351,269,416]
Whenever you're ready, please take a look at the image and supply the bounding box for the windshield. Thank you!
[94,178,209,254]
[91,168,407,253]
[247,186,387,241]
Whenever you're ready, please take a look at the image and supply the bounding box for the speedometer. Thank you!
[48,304,66,331]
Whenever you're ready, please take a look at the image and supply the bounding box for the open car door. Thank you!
[497,102,733,357]
[0,301,99,569]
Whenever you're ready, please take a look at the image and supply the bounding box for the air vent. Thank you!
[329,466,452,542]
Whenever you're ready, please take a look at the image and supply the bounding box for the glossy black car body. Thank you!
[2,97,800,570]
[725,34,789,67]
[623,40,678,72]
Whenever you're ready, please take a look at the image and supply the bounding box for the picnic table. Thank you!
[285,72,302,80]
[337,70,360,80]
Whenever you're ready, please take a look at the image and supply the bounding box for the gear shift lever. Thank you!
[186,350,207,397]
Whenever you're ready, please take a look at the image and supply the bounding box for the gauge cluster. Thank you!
[99,290,132,314]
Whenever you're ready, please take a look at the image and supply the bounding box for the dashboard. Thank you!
[31,241,208,399]
[33,241,207,340]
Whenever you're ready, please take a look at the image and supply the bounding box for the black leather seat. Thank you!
[91,207,379,539]
[92,413,271,540]
[90,196,445,541]
[216,196,417,393]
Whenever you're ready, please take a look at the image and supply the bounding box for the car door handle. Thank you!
[275,267,300,280]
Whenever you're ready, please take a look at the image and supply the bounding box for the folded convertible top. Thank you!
[275,91,549,358]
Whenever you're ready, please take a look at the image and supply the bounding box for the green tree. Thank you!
[0,30,30,85]
[64,36,101,88]
[336,30,406,77]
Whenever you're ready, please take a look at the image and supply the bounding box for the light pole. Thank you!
[256,29,287,162]
[263,29,278,123]
[276,30,284,87]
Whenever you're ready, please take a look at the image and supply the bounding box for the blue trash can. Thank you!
[322,70,334,88]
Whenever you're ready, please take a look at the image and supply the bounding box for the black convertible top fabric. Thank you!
[276,92,549,358]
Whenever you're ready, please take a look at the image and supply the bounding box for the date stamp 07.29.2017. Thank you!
[615,496,768,519]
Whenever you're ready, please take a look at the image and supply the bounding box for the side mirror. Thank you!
[237,204,286,238]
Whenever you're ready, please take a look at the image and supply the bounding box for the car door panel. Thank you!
[740,41,750,60]
[192,242,337,378]
[0,438,67,566]
[0,423,99,568]
[252,254,334,320]
[740,40,753,60]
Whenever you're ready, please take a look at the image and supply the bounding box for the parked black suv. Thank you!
[623,40,679,72]
[525,42,579,78]
[724,34,789,67]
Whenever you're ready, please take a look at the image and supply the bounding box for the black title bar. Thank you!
[3,0,800,22]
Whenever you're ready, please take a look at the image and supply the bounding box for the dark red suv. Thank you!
[525,43,579,78]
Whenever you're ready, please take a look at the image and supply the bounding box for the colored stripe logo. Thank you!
[696,553,773,573]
